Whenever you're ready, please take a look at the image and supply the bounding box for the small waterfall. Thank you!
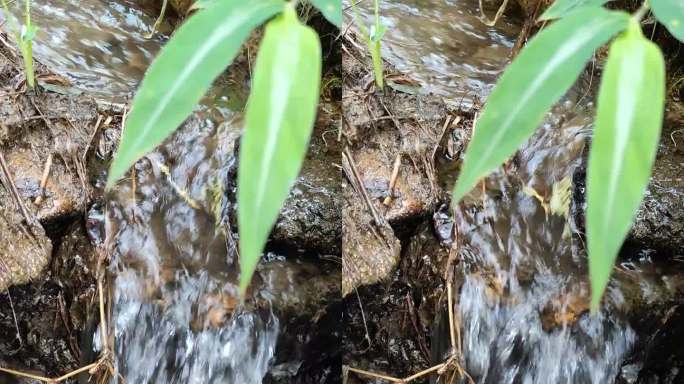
[107,272,278,384]
[459,274,635,384]
[101,111,280,383]
[453,94,636,384]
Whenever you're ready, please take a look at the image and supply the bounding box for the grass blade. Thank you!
[650,0,684,43]
[237,5,322,294]
[451,8,629,204]
[587,23,665,311]
[106,0,285,188]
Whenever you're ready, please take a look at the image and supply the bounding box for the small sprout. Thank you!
[351,0,385,90]
[1,0,36,89]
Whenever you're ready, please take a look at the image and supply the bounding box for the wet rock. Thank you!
[572,117,684,254]
[258,257,341,384]
[633,305,684,384]
[0,201,52,292]
[342,181,401,296]
[540,288,591,331]
[271,114,342,254]
[257,257,340,319]
[350,125,438,223]
[514,0,553,17]
[629,123,684,253]
[169,0,195,15]
[343,53,451,223]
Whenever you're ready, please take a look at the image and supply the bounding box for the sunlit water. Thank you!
[350,0,521,106]
[1,0,169,96]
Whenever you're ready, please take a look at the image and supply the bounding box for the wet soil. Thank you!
[0,34,121,381]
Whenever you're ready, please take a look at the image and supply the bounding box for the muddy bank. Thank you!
[0,30,121,380]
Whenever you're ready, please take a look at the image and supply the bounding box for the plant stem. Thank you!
[0,0,19,35]
[23,0,34,88]
[373,0,379,30]
[633,0,650,22]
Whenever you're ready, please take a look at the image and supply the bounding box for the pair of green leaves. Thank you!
[542,0,684,42]
[107,0,338,295]
[452,3,672,311]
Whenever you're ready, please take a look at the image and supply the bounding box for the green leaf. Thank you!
[308,0,341,28]
[587,22,665,312]
[237,5,321,294]
[651,0,684,43]
[106,0,285,188]
[370,24,386,43]
[539,0,612,20]
[451,8,629,204]
[21,24,37,42]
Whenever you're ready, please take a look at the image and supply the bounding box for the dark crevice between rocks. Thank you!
[0,219,98,383]
[343,210,455,382]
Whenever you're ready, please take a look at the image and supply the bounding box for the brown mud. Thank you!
[0,35,122,382]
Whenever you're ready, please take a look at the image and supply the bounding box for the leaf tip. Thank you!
[590,290,602,315]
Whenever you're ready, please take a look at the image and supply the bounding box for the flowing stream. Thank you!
[2,0,681,382]
[3,1,279,382]
[354,1,684,383]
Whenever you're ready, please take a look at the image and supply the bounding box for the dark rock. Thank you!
[271,110,342,255]
[629,122,684,254]
[52,222,99,334]
[572,113,684,255]
[634,305,684,384]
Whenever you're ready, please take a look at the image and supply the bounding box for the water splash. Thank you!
[459,274,635,384]
[451,88,636,383]
[107,272,278,384]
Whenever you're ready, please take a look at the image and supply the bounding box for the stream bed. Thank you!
[342,1,684,383]
[1,0,340,383]
[0,0,682,383]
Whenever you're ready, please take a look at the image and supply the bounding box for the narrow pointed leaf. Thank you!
[308,0,341,28]
[238,7,321,294]
[540,0,611,21]
[106,0,285,188]
[651,0,684,43]
[587,25,665,311]
[452,8,629,204]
